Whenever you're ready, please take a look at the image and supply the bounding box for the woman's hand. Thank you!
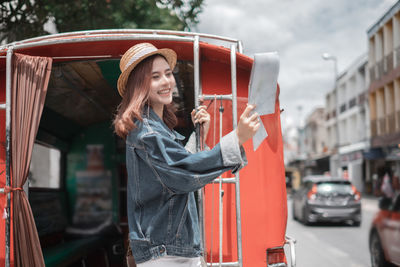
[236,104,260,146]
[191,105,211,141]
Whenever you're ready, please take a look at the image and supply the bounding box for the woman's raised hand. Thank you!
[236,104,260,146]
[191,105,211,140]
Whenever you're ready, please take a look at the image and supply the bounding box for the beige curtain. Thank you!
[11,53,52,267]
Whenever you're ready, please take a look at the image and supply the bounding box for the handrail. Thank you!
[0,29,243,52]
[285,236,297,267]
[0,34,194,52]
[4,46,13,267]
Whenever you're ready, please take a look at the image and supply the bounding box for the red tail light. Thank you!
[307,184,317,200]
[351,185,361,201]
[266,247,286,266]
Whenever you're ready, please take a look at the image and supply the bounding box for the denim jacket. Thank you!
[126,107,247,263]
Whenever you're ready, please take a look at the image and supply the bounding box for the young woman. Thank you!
[113,42,260,267]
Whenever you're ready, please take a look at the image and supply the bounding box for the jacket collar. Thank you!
[145,106,185,141]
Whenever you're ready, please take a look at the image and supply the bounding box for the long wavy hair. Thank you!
[113,55,177,139]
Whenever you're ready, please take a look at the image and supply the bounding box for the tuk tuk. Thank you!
[0,29,295,267]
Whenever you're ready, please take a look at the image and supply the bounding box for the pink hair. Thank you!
[113,55,177,139]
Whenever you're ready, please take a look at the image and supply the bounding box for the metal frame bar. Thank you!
[218,102,224,266]
[238,41,244,54]
[230,44,243,267]
[5,47,13,267]
[200,94,232,101]
[285,236,296,267]
[1,29,241,51]
[207,262,239,267]
[211,178,236,184]
[2,35,194,52]
[193,35,208,259]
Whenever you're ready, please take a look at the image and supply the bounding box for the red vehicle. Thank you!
[0,30,295,267]
[369,194,400,267]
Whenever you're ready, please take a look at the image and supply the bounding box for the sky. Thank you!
[195,0,399,132]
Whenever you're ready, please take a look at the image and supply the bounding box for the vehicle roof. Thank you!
[0,29,256,139]
[0,29,253,71]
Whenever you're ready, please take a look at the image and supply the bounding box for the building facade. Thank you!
[325,54,370,192]
[300,107,329,176]
[367,1,400,195]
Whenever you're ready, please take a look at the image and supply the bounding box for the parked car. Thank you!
[369,194,400,267]
[292,175,362,226]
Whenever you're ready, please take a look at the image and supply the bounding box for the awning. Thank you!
[363,148,385,160]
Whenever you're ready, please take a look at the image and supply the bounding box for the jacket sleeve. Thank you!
[137,130,247,194]
[184,131,210,153]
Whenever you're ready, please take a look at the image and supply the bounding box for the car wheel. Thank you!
[302,207,310,225]
[353,220,361,227]
[370,231,391,267]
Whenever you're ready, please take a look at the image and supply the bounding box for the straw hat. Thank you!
[117,43,177,97]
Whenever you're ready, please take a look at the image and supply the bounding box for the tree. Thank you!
[0,0,204,43]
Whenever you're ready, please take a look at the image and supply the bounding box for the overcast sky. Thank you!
[196,0,398,131]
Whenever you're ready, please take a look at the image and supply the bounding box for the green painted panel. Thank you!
[97,60,120,90]
[66,121,120,224]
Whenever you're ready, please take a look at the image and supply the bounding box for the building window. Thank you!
[340,104,347,113]
[358,93,366,105]
[349,97,357,109]
[29,143,61,189]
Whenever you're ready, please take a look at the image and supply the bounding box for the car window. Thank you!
[316,182,353,194]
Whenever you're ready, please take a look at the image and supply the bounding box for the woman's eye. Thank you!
[152,75,160,79]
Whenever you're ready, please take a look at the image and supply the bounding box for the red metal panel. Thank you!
[0,34,285,267]
[202,53,287,266]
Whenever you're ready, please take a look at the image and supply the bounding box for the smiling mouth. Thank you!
[158,88,171,94]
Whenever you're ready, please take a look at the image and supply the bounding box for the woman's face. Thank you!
[148,56,176,108]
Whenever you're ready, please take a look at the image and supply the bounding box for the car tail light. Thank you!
[307,184,317,200]
[351,185,361,201]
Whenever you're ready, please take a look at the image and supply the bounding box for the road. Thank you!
[285,196,379,267]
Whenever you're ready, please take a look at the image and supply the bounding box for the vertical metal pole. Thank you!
[219,187,223,267]
[5,47,13,267]
[230,44,243,267]
[194,35,201,150]
[218,101,223,266]
[193,35,207,257]
[237,41,244,54]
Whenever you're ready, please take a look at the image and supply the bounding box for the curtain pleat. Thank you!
[11,53,52,267]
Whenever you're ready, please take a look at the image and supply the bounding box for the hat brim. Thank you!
[117,48,177,97]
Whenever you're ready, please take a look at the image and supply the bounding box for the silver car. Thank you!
[292,176,362,226]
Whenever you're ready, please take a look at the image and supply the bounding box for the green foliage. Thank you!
[0,0,204,43]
